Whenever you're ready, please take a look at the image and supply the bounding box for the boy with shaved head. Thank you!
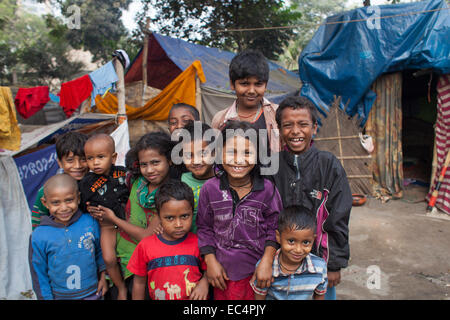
[79,133,130,299]
[29,174,107,300]
[32,131,89,230]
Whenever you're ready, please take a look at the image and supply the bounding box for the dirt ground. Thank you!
[338,184,450,300]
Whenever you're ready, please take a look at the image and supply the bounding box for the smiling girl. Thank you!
[95,131,175,299]
[196,120,283,300]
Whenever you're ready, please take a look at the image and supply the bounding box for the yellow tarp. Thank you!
[95,60,206,121]
[0,87,21,151]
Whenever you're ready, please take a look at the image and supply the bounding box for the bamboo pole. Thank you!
[347,175,373,179]
[314,135,360,141]
[336,155,372,160]
[114,58,127,124]
[195,75,202,121]
[335,106,344,168]
[429,134,438,192]
[142,18,151,106]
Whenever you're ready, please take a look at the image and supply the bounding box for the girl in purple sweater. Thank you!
[196,120,283,300]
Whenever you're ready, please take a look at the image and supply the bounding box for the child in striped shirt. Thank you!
[251,205,328,300]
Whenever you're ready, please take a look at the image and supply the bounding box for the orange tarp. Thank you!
[95,60,206,121]
[0,87,21,151]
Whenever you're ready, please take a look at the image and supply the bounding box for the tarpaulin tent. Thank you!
[95,61,206,122]
[299,0,450,125]
[0,113,130,299]
[299,0,450,208]
[122,32,301,124]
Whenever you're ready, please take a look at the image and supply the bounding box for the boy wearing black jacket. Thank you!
[271,96,352,300]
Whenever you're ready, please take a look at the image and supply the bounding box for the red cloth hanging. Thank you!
[14,86,50,119]
[58,75,93,117]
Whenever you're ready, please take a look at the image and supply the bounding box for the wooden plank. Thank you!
[114,59,126,124]
[314,135,359,141]
[195,75,202,121]
[335,106,344,167]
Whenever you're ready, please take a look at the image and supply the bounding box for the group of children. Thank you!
[28,50,351,301]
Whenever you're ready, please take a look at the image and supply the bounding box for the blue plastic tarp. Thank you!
[154,33,301,98]
[14,144,59,212]
[299,0,450,126]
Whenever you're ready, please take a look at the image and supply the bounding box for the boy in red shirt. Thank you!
[127,180,209,300]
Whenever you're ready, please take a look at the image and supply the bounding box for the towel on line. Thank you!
[14,86,50,119]
[89,61,118,107]
[58,75,93,117]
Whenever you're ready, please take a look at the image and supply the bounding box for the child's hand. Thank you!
[153,223,163,235]
[205,254,229,291]
[327,270,341,288]
[97,271,108,296]
[86,202,102,220]
[97,205,116,222]
[253,258,274,289]
[189,276,209,300]
[148,215,163,235]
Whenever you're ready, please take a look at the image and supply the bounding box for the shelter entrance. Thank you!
[401,70,438,190]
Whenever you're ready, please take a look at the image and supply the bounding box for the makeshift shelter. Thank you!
[313,98,373,195]
[94,32,301,142]
[299,0,450,209]
[0,112,130,299]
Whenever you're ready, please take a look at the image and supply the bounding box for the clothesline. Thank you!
[219,6,450,32]
[13,60,119,119]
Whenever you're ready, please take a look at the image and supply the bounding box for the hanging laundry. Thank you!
[49,92,60,104]
[89,61,118,107]
[0,87,21,151]
[58,74,93,118]
[14,86,50,119]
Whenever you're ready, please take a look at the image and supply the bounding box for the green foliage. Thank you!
[19,30,85,86]
[52,0,133,63]
[0,0,140,86]
[0,0,16,33]
[139,0,302,60]
[278,0,347,70]
[0,0,83,86]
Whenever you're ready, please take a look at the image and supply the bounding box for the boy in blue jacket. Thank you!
[29,174,107,300]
